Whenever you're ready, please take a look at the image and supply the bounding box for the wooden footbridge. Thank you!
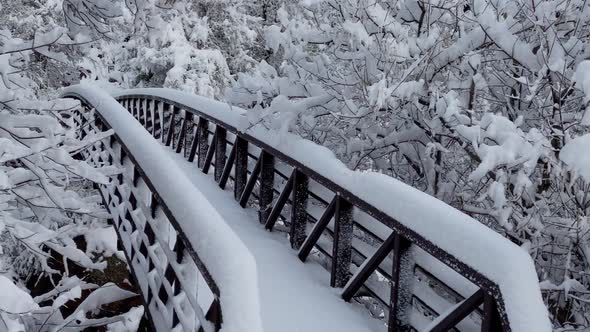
[61,85,550,332]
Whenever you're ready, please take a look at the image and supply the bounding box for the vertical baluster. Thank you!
[143,98,149,131]
[183,113,195,159]
[153,99,160,139]
[330,195,353,288]
[133,98,138,118]
[165,105,178,147]
[145,98,152,132]
[197,117,209,168]
[233,136,248,201]
[157,101,165,141]
[135,98,141,123]
[175,112,188,154]
[258,151,274,224]
[214,127,227,182]
[161,103,169,143]
[145,98,150,129]
[388,234,412,331]
[139,98,146,126]
[290,169,308,249]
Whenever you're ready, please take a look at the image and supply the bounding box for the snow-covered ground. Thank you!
[167,149,382,332]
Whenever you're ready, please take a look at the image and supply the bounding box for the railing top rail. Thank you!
[110,87,551,332]
[61,85,264,332]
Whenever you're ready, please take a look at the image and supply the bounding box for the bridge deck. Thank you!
[166,149,380,332]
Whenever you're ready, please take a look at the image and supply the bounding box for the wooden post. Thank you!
[290,169,308,249]
[482,293,504,332]
[233,136,248,201]
[258,151,274,224]
[331,196,353,288]
[388,234,412,331]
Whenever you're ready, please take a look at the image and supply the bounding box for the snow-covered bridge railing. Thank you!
[64,85,550,332]
[61,86,262,332]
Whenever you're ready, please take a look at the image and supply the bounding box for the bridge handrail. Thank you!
[61,85,264,332]
[109,87,550,332]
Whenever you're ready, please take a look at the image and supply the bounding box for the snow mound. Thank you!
[0,275,39,313]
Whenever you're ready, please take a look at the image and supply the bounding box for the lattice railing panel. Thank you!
[73,106,221,332]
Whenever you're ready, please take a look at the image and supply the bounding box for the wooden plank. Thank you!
[218,142,236,189]
[264,172,294,231]
[239,152,262,207]
[341,231,397,301]
[175,117,187,154]
[202,132,217,174]
[428,289,484,332]
[165,105,178,147]
[298,196,336,262]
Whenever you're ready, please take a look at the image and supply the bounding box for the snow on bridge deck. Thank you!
[165,149,381,332]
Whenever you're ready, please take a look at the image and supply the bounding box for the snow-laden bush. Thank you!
[77,0,261,99]
[1,1,144,330]
[227,0,590,328]
[18,0,588,327]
